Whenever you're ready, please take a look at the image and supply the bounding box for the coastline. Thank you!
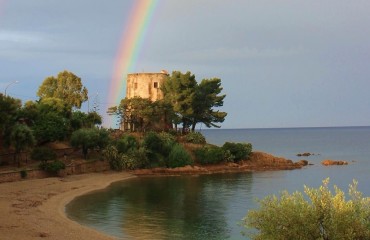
[0,172,135,240]
[0,151,304,239]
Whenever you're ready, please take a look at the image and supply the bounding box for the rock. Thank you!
[297,160,309,166]
[321,160,348,166]
[297,152,312,157]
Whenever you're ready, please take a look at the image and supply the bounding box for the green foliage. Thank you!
[0,94,22,146]
[31,147,57,162]
[194,145,225,165]
[191,78,227,131]
[9,124,36,166]
[116,135,138,154]
[143,132,162,153]
[168,144,193,168]
[184,131,206,144]
[71,111,102,130]
[20,169,27,179]
[70,128,111,159]
[39,160,65,173]
[243,178,370,240]
[37,70,88,109]
[162,71,227,132]
[124,147,149,170]
[162,71,197,131]
[103,145,148,171]
[108,97,167,132]
[158,132,176,156]
[141,131,177,166]
[103,145,124,170]
[32,111,69,143]
[222,142,252,162]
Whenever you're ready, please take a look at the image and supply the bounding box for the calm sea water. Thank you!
[66,127,370,239]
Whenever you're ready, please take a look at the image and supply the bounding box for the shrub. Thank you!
[243,178,370,240]
[143,131,175,164]
[222,142,252,162]
[20,169,27,179]
[103,145,124,171]
[143,132,162,153]
[195,146,225,165]
[124,148,149,170]
[168,144,193,168]
[39,160,65,173]
[184,132,206,144]
[103,145,149,171]
[116,135,138,154]
[31,147,57,162]
[158,132,176,156]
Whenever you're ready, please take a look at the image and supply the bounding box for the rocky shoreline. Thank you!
[133,151,307,176]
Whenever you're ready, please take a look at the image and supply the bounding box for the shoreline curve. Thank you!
[0,172,135,240]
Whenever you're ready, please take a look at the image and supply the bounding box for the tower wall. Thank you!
[126,72,168,101]
[121,71,169,131]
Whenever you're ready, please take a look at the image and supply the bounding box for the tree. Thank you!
[37,70,88,108]
[70,128,110,159]
[243,178,370,240]
[9,124,36,167]
[21,99,71,143]
[162,71,197,132]
[71,111,102,131]
[0,94,22,146]
[162,71,227,132]
[108,97,167,132]
[191,78,227,131]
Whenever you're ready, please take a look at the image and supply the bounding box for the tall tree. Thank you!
[0,94,22,147]
[37,70,88,108]
[9,124,35,167]
[190,78,227,131]
[162,71,197,132]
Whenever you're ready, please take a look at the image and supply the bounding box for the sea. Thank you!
[66,127,370,240]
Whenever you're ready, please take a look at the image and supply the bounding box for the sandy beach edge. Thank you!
[0,172,136,240]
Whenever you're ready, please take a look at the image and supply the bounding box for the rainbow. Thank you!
[107,0,159,127]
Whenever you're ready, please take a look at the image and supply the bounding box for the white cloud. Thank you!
[0,30,46,44]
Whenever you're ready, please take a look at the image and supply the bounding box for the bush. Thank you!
[184,132,206,144]
[168,144,193,168]
[143,132,162,153]
[103,145,149,171]
[243,178,370,240]
[158,132,176,156]
[195,146,225,165]
[143,131,177,165]
[222,142,252,162]
[103,145,124,171]
[39,160,65,173]
[124,148,149,170]
[31,147,57,162]
[116,135,138,154]
[20,169,27,179]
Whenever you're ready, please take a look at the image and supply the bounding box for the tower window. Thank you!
[134,83,138,89]
[153,82,158,88]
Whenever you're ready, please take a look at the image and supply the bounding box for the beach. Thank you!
[0,172,135,240]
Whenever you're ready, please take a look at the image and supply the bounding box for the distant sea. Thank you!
[67,126,370,240]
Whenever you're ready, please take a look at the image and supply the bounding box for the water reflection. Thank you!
[66,173,254,240]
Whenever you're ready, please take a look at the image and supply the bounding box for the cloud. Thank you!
[0,30,46,44]
[176,46,306,62]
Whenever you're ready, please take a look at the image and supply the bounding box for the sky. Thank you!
[1,0,370,129]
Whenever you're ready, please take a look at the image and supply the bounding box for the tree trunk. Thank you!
[191,120,197,132]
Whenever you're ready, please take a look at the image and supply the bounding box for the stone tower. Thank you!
[121,70,169,131]
[126,71,168,101]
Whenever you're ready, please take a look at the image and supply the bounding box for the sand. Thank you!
[0,172,135,240]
